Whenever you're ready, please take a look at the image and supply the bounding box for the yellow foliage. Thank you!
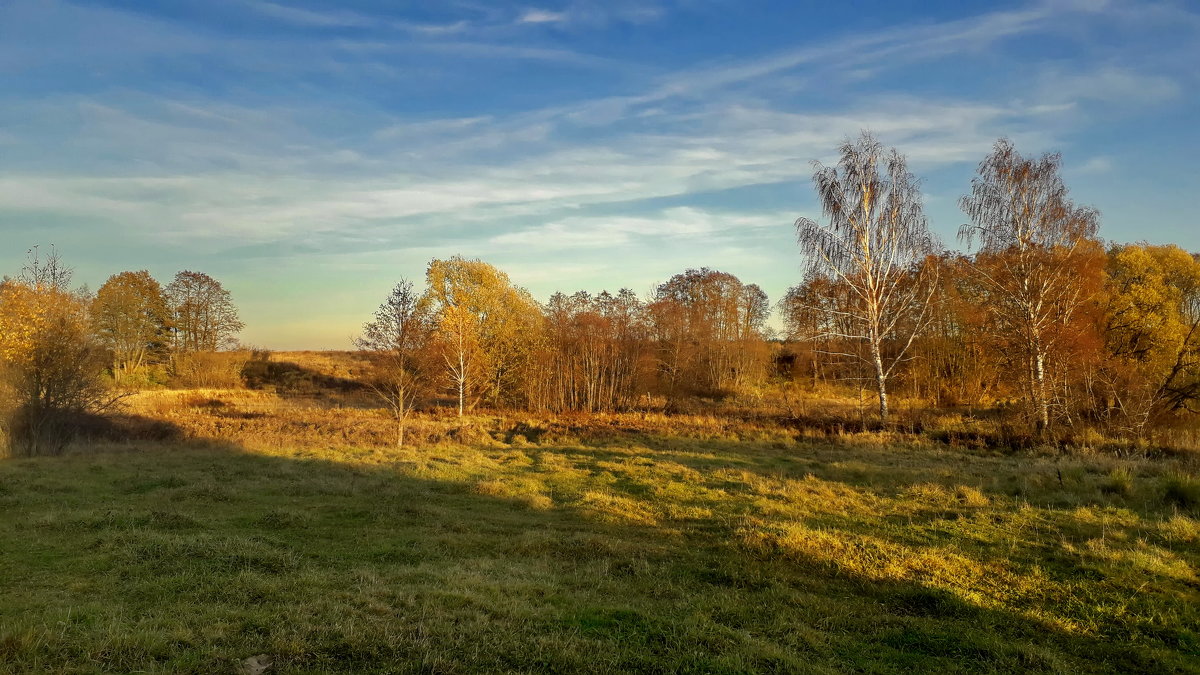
[1106,244,1200,371]
[1099,244,1200,426]
[0,281,51,363]
[425,256,545,412]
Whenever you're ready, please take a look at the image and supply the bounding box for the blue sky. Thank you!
[1,0,1197,349]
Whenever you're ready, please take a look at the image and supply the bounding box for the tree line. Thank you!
[356,135,1199,442]
[353,261,773,445]
[2,133,1198,454]
[784,134,1200,437]
[0,252,243,453]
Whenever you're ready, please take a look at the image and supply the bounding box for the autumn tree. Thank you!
[542,291,602,411]
[355,280,434,446]
[734,282,772,389]
[424,257,543,415]
[794,132,938,421]
[649,268,770,397]
[539,289,652,412]
[1096,244,1200,432]
[436,301,482,416]
[1,252,110,456]
[165,271,243,353]
[959,139,1102,433]
[901,253,1007,407]
[92,270,170,384]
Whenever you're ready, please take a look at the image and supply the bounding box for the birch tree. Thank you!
[795,132,938,421]
[424,257,542,415]
[959,139,1100,433]
[438,302,480,417]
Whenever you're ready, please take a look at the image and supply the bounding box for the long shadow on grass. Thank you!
[573,433,1143,507]
[0,419,1195,674]
[568,436,1016,500]
[241,358,367,397]
[556,438,1200,616]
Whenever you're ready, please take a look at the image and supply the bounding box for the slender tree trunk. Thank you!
[872,339,889,422]
[395,385,407,448]
[457,343,466,417]
[1033,350,1049,434]
[457,369,464,417]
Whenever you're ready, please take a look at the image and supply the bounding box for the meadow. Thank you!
[2,374,1198,674]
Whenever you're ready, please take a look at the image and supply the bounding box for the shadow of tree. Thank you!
[242,358,368,400]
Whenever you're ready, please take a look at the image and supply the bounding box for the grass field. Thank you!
[2,401,1198,673]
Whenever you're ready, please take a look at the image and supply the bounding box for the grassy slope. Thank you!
[1,423,1198,673]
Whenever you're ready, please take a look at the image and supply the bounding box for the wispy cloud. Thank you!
[515,2,666,28]
[632,1,1058,104]
[519,9,568,24]
[490,208,788,250]
[391,19,470,36]
[1036,66,1181,105]
[1076,155,1114,174]
[242,0,372,28]
[0,1,1161,252]
[0,92,1057,259]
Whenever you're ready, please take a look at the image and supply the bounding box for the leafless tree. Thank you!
[795,132,938,421]
[165,271,244,353]
[959,138,1100,433]
[18,244,73,293]
[355,280,434,447]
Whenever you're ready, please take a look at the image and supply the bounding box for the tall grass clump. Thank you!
[1100,467,1135,497]
[1162,471,1200,512]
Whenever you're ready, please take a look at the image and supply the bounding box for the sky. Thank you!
[1,0,1197,349]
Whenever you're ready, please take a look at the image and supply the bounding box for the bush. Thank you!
[4,405,72,457]
[1,283,113,456]
[170,351,250,389]
[109,365,170,391]
[0,407,168,456]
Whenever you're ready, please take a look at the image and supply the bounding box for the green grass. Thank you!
[1,429,1198,673]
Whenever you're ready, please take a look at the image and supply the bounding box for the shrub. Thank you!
[1,282,113,456]
[170,351,250,389]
